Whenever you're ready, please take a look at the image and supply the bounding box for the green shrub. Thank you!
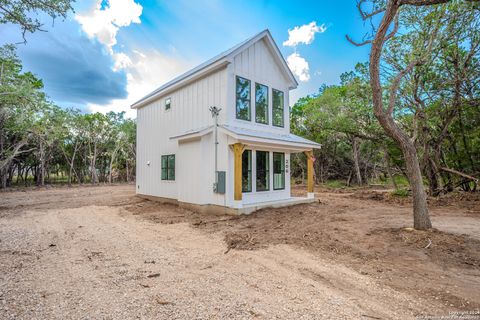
[391,188,409,197]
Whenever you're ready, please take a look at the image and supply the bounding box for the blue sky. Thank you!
[1,0,371,117]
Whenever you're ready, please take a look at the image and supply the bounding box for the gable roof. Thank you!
[131,29,298,109]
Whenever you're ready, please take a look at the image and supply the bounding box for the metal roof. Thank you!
[221,125,321,148]
[170,124,321,150]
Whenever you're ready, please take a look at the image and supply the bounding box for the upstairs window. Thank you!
[236,76,251,121]
[273,152,285,190]
[272,89,284,127]
[161,154,175,181]
[165,97,171,111]
[255,83,268,124]
[256,151,270,191]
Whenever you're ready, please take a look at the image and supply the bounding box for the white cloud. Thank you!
[112,52,132,71]
[283,21,326,47]
[75,0,143,52]
[286,52,310,82]
[87,50,190,118]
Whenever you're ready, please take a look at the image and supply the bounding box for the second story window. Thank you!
[272,89,284,127]
[236,76,251,121]
[165,97,171,111]
[255,83,268,124]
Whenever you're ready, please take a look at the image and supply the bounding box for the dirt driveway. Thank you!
[0,185,479,319]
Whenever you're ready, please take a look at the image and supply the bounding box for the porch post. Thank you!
[304,150,314,197]
[232,143,244,201]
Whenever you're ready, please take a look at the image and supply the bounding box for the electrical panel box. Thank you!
[215,171,226,194]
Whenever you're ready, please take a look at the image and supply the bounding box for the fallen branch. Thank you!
[425,238,432,249]
[440,167,478,183]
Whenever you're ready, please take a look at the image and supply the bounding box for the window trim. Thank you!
[235,76,251,121]
[256,150,270,192]
[161,154,175,181]
[165,97,171,111]
[242,149,252,193]
[273,152,285,190]
[272,89,284,128]
[255,82,269,125]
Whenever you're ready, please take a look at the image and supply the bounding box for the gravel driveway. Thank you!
[0,185,466,319]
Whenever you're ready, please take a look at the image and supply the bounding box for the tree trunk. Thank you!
[68,144,78,186]
[352,137,363,185]
[383,146,398,190]
[403,144,432,229]
[91,143,98,184]
[126,160,129,183]
[368,0,432,230]
[108,146,119,184]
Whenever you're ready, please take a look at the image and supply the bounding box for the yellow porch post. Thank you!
[304,150,314,194]
[232,143,244,201]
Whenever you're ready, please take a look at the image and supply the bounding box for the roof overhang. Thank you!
[170,125,320,153]
[169,126,213,142]
[220,127,319,153]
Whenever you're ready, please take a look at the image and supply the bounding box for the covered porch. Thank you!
[223,125,320,212]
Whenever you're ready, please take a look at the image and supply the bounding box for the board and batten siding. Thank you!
[227,38,291,134]
[136,67,228,200]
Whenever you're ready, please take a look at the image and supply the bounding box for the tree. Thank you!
[0,0,74,41]
[347,0,479,229]
[290,64,387,186]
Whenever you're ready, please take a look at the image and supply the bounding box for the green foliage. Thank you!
[391,189,410,197]
[0,0,74,41]
[0,45,136,188]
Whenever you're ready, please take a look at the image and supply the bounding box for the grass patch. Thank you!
[324,180,347,189]
[391,188,409,197]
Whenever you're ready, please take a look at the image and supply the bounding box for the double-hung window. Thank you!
[272,89,284,127]
[242,150,252,192]
[256,151,270,191]
[236,76,251,121]
[273,152,285,190]
[255,83,268,124]
[161,155,175,181]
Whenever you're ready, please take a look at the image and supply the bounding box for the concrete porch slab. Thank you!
[238,197,315,215]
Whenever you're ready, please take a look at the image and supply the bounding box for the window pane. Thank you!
[236,99,250,121]
[168,155,175,168]
[167,169,175,181]
[255,83,268,124]
[165,98,171,110]
[236,77,250,99]
[161,156,167,169]
[236,76,251,121]
[272,89,284,127]
[168,155,175,180]
[242,150,252,192]
[161,168,167,180]
[256,151,270,191]
[273,152,285,190]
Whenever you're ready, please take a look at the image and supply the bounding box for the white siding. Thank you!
[227,38,291,134]
[136,67,228,200]
[136,35,298,208]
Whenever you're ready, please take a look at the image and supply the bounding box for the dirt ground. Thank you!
[0,184,479,319]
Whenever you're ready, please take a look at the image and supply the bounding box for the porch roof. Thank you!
[170,124,321,152]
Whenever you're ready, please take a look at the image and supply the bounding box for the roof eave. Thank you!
[131,59,230,109]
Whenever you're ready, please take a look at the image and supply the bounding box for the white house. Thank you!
[132,29,320,214]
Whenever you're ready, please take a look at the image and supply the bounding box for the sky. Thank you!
[1,0,371,118]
